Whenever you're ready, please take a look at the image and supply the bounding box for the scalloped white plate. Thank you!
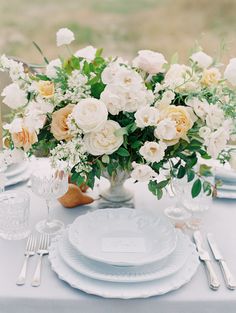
[68,208,177,266]
[5,166,31,187]
[49,236,199,299]
[59,229,191,283]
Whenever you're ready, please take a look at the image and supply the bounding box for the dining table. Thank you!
[1,160,236,313]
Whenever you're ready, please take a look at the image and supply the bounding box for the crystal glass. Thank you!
[31,168,68,235]
[0,190,30,240]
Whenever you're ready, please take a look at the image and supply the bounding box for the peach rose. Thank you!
[51,104,74,141]
[12,127,38,151]
[160,105,197,145]
[201,68,221,87]
[38,81,55,98]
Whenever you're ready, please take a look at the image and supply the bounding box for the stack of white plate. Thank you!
[4,161,30,187]
[49,208,199,299]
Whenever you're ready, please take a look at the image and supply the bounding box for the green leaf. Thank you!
[71,172,85,187]
[91,83,105,99]
[116,147,130,157]
[32,41,49,64]
[187,169,195,182]
[131,141,142,149]
[148,180,164,200]
[199,164,212,177]
[156,179,170,189]
[177,165,186,179]
[191,179,202,198]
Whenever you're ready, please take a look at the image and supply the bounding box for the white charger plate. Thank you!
[49,237,199,299]
[68,208,177,267]
[59,229,191,283]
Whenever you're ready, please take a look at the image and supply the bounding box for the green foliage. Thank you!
[191,179,202,198]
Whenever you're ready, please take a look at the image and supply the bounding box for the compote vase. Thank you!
[99,169,134,208]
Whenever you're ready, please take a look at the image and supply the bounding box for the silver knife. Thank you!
[193,231,220,290]
[207,233,236,290]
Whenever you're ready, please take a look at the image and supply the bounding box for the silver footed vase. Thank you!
[99,170,134,209]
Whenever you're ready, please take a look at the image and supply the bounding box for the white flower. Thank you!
[114,67,143,88]
[159,90,175,106]
[135,106,160,128]
[84,120,123,156]
[186,97,209,120]
[4,118,23,133]
[74,46,97,61]
[206,128,229,158]
[190,51,213,69]
[199,126,211,139]
[0,55,25,81]
[164,64,195,91]
[101,62,122,84]
[131,162,156,182]
[67,70,88,89]
[46,58,62,78]
[154,83,164,94]
[72,98,108,133]
[100,85,125,115]
[139,141,167,163]
[206,105,225,130]
[224,58,236,86]
[56,28,75,46]
[123,87,154,113]
[1,83,27,109]
[132,50,167,74]
[154,118,177,140]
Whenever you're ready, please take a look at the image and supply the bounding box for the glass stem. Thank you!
[0,186,4,193]
[46,199,53,225]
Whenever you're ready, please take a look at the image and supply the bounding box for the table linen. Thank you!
[1,169,236,313]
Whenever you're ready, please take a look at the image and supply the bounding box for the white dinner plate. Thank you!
[4,161,28,178]
[59,229,191,283]
[68,208,177,267]
[5,167,31,187]
[49,237,199,299]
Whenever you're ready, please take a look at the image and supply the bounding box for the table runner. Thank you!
[0,174,236,313]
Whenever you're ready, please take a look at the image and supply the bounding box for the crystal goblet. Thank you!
[31,168,68,235]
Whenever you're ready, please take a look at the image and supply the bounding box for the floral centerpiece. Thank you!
[1,28,236,203]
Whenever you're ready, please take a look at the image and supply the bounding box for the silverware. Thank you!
[16,234,37,286]
[31,234,50,287]
[193,231,220,290]
[207,233,236,290]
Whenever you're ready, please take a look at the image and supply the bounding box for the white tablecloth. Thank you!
[1,169,236,313]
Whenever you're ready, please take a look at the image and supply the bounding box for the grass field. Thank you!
[1,0,236,64]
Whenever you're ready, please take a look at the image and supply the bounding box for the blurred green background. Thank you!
[1,0,236,119]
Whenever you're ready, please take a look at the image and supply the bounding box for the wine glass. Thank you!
[31,167,68,235]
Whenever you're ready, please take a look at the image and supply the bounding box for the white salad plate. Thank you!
[5,166,31,187]
[4,161,28,178]
[49,236,199,299]
[68,208,177,267]
[59,229,191,283]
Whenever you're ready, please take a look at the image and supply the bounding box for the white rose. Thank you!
[135,106,160,128]
[101,62,122,84]
[56,28,75,46]
[206,128,229,158]
[190,51,213,69]
[72,98,108,133]
[46,59,62,78]
[1,83,27,109]
[114,67,143,88]
[100,85,125,115]
[199,126,211,139]
[132,50,167,74]
[74,45,97,61]
[131,162,156,182]
[224,58,236,86]
[139,141,167,163]
[186,97,209,120]
[206,105,225,130]
[154,118,177,140]
[164,64,195,91]
[84,120,123,156]
[123,87,154,113]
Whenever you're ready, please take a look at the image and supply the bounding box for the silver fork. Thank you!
[16,234,37,286]
[31,234,50,287]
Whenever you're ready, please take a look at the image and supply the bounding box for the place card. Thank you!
[102,237,146,253]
